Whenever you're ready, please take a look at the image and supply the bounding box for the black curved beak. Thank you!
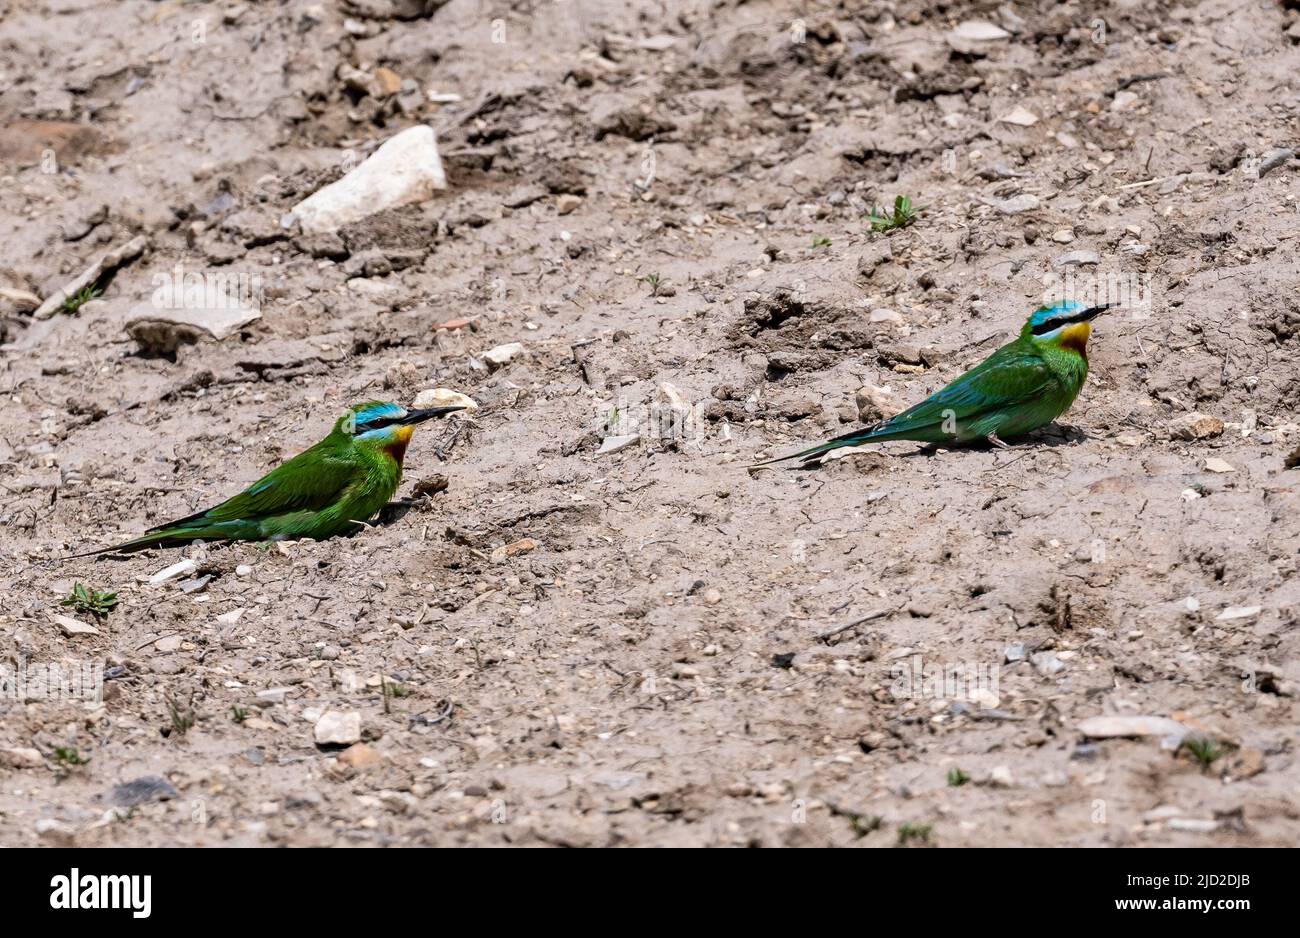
[399,405,466,425]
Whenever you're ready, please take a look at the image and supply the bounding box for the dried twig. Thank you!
[815,606,896,642]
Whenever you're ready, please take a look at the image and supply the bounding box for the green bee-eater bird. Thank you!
[72,401,465,555]
[759,300,1112,466]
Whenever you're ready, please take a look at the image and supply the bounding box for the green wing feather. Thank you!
[149,443,358,531]
[876,348,1056,438]
[68,442,362,556]
[760,345,1060,465]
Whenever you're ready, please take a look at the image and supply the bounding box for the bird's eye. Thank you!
[357,412,403,432]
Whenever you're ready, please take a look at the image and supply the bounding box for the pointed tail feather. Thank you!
[751,428,883,468]
[58,520,259,560]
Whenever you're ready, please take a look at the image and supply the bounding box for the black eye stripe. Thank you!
[1032,311,1090,335]
[353,411,406,432]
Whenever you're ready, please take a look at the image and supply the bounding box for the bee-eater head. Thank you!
[1024,301,1112,355]
[334,400,466,461]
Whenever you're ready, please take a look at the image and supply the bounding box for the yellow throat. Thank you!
[1057,321,1091,358]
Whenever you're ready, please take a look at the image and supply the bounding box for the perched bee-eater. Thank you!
[74,401,464,554]
[759,300,1112,465]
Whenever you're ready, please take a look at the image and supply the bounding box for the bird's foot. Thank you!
[987,432,1012,450]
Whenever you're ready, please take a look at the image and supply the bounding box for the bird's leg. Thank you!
[987,432,1012,450]
[434,421,466,462]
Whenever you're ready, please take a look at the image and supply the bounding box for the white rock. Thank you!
[947,20,1011,53]
[951,20,1011,41]
[290,126,447,235]
[1,747,44,768]
[314,710,362,746]
[149,558,196,585]
[999,107,1039,127]
[52,614,99,637]
[988,765,1014,787]
[1204,457,1235,473]
[597,434,640,455]
[869,307,904,324]
[1217,605,1261,621]
[638,34,678,51]
[1055,250,1100,267]
[969,687,999,709]
[1031,651,1064,675]
[346,277,394,296]
[1167,818,1218,833]
[657,381,690,413]
[413,388,478,410]
[1078,715,1190,743]
[982,193,1040,214]
[820,444,873,463]
[1111,91,1139,111]
[481,342,524,368]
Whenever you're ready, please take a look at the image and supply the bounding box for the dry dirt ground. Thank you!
[1,0,1298,847]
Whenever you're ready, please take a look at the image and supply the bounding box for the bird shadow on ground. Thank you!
[375,498,425,527]
[1020,423,1089,447]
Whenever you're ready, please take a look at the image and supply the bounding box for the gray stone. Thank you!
[107,775,179,807]
[1257,147,1294,180]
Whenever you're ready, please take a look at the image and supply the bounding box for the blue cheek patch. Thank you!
[355,424,401,443]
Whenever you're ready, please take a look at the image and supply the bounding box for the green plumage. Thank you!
[762,301,1109,465]
[74,401,464,555]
